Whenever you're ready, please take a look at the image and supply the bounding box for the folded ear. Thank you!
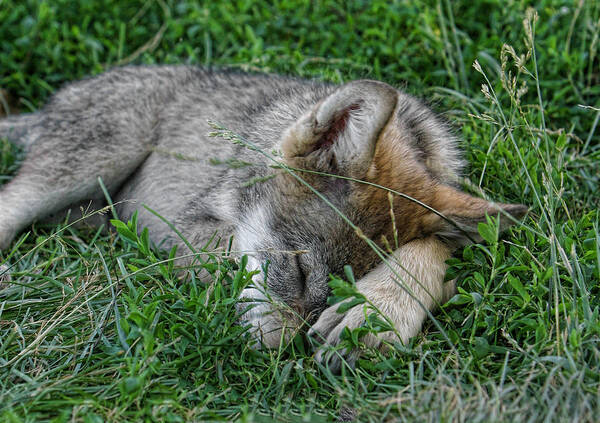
[424,184,528,247]
[282,80,397,177]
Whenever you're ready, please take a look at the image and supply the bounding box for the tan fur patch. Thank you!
[355,116,439,245]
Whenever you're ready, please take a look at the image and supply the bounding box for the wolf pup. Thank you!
[0,66,526,364]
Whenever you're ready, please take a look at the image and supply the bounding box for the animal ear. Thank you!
[281,80,397,177]
[424,184,528,247]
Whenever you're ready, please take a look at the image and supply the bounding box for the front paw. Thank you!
[237,287,302,349]
[308,302,385,372]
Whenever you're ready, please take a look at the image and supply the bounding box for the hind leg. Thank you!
[0,119,154,249]
[0,168,108,249]
[0,67,199,250]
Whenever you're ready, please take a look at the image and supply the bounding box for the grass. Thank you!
[0,0,599,421]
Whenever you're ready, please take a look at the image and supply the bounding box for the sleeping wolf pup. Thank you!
[0,66,526,366]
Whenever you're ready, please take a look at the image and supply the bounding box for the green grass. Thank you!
[1,0,599,421]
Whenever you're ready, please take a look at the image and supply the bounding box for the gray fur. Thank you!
[0,65,522,350]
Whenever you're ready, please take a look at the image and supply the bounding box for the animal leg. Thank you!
[309,236,454,370]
